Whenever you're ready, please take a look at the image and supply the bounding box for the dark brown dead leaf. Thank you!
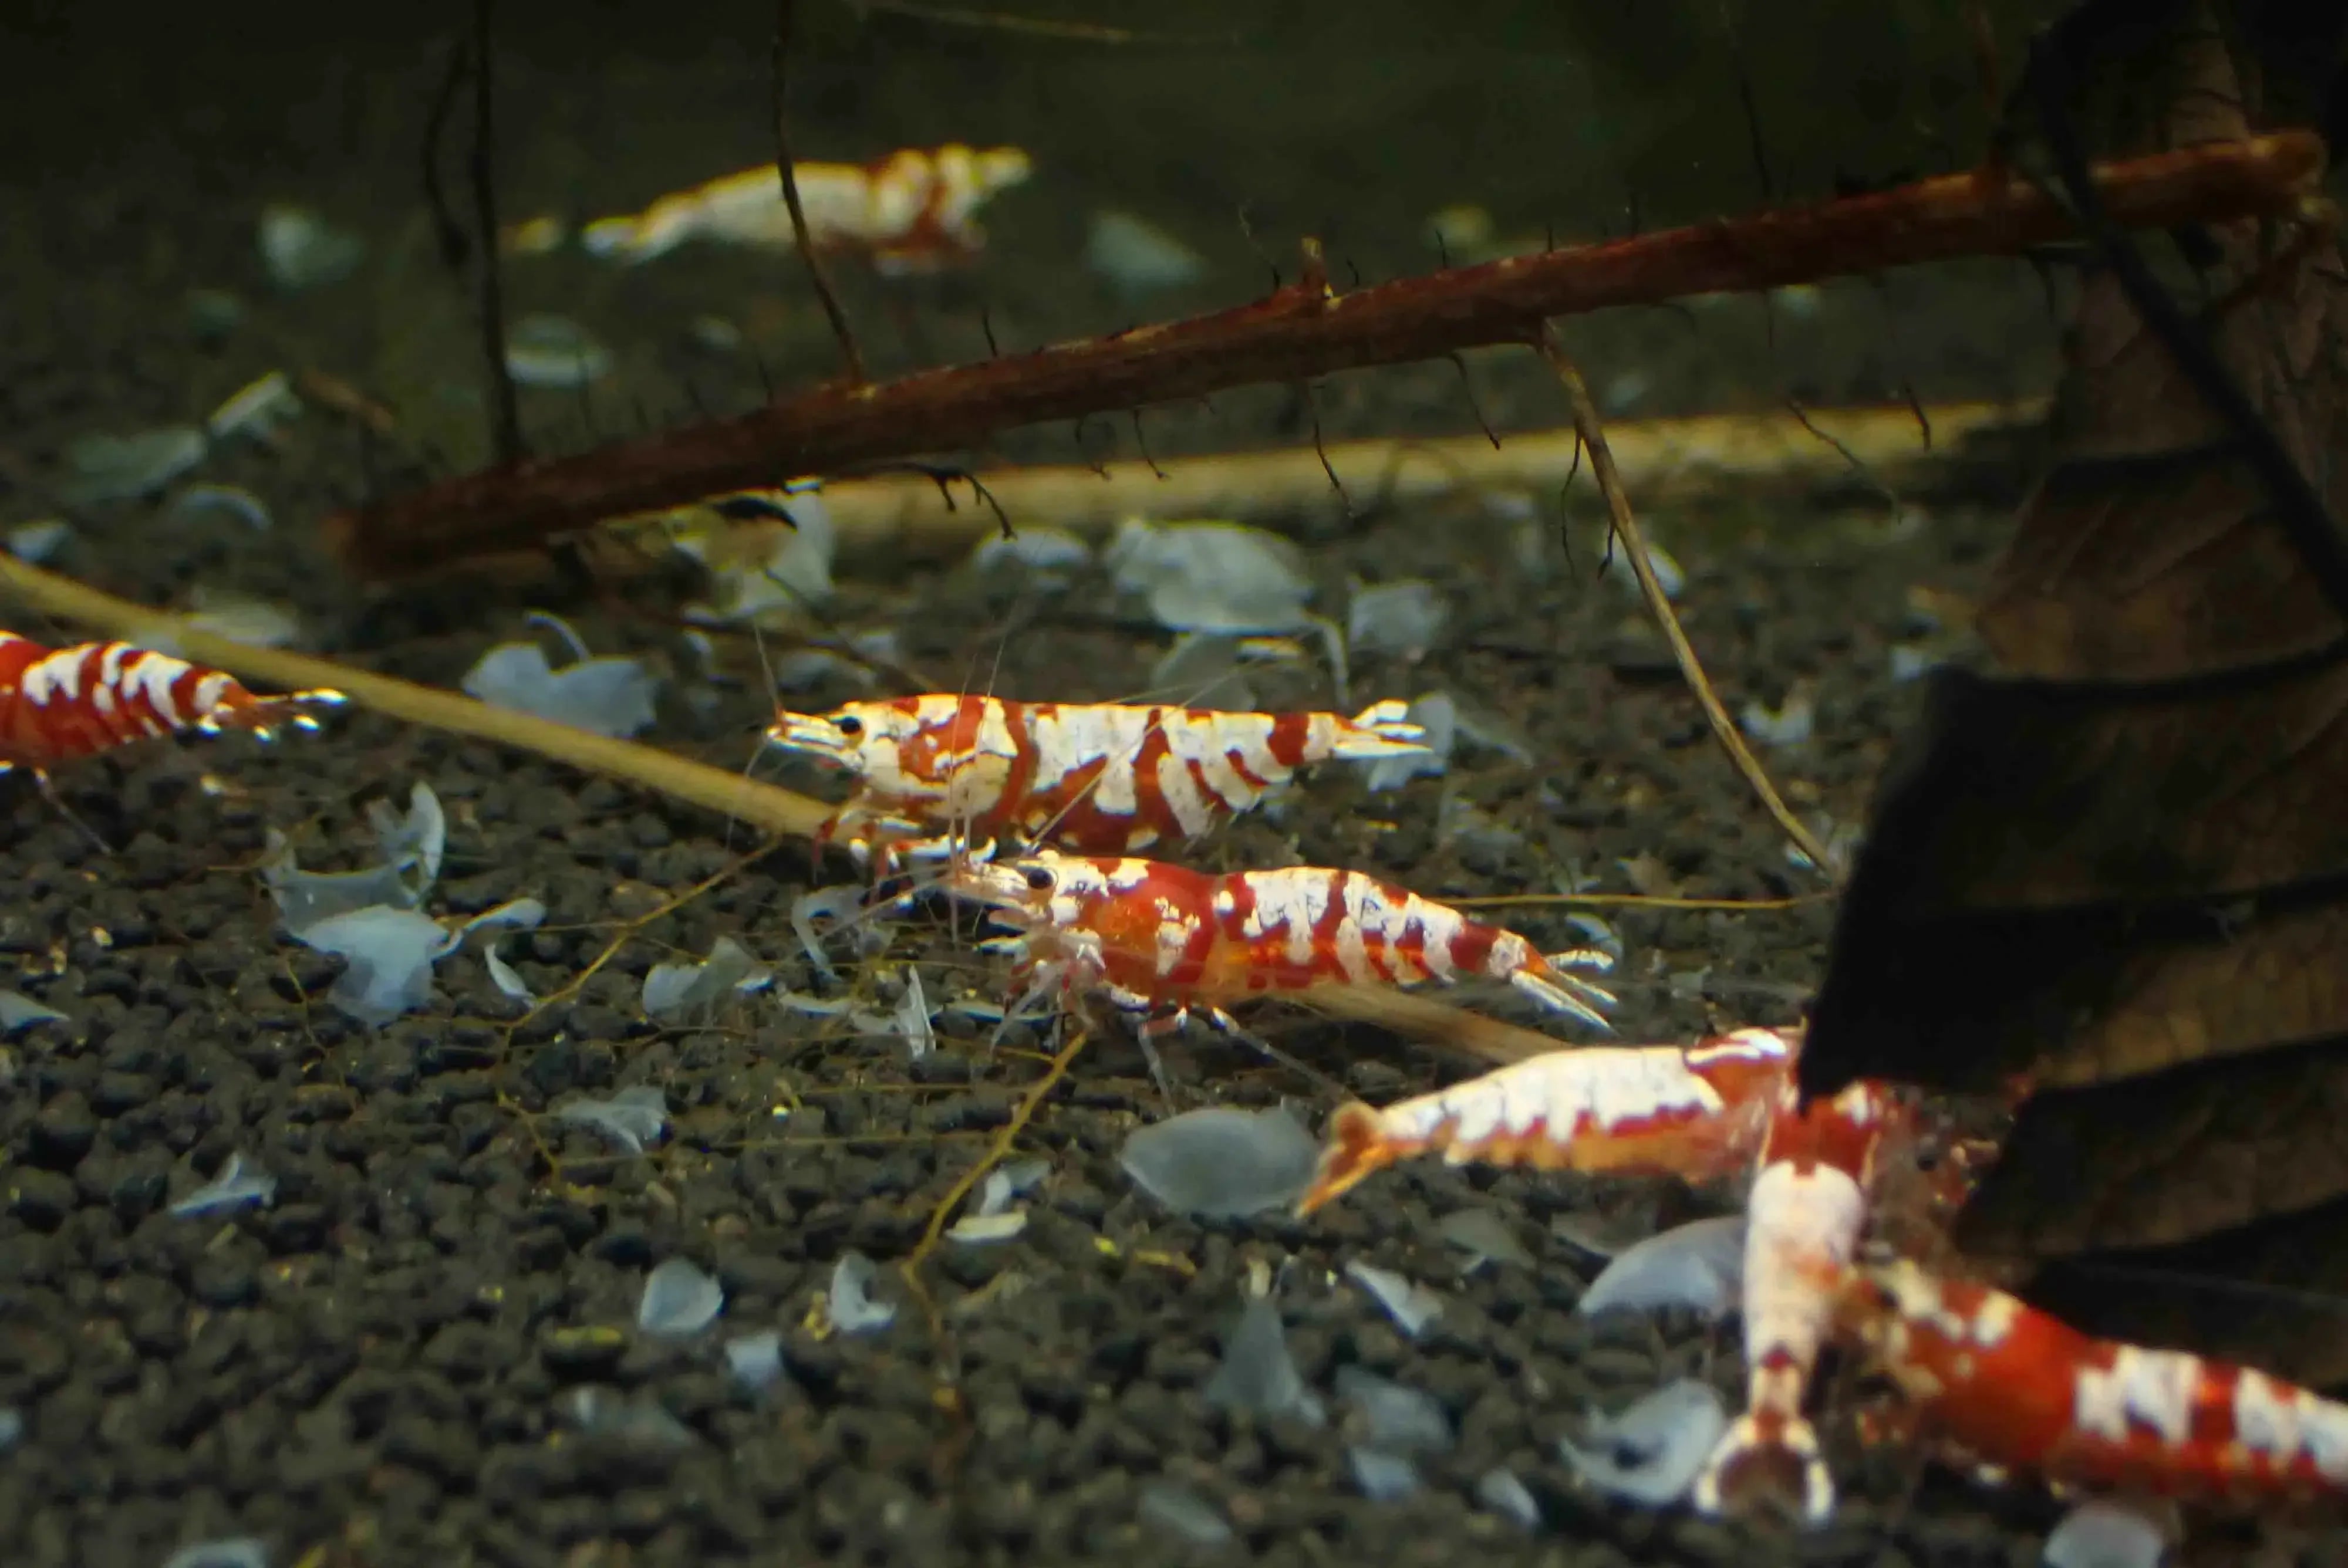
[1801,13,2348,1384]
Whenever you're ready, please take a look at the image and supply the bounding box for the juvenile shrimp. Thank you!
[1838,1260,2348,1505]
[1297,1028,1800,1213]
[768,694,1428,864]
[942,849,1616,1039]
[578,144,1033,272]
[0,633,343,775]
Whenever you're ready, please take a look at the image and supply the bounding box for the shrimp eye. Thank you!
[834,715,863,736]
[1023,866,1055,892]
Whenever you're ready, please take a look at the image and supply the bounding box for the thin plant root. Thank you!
[898,1022,1092,1350]
[1536,326,1837,880]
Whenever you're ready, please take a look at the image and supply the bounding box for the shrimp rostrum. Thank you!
[765,693,1427,864]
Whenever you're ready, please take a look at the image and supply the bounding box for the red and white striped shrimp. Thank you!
[0,633,343,774]
[768,694,1428,863]
[1297,1027,1800,1214]
[1294,1023,1922,1525]
[942,849,1616,1035]
[1837,1261,2348,1505]
[1692,1078,1906,1525]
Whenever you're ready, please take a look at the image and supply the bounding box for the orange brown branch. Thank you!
[326,133,2322,579]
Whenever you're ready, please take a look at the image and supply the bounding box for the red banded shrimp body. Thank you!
[940,849,1618,1042]
[1838,1261,2348,1509]
[765,693,1427,866]
[0,632,343,778]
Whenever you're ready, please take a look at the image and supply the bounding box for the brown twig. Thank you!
[325,133,2323,577]
[1536,325,1838,880]
[772,0,866,386]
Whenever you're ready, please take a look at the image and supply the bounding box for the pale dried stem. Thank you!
[1537,326,1839,880]
[804,399,2043,564]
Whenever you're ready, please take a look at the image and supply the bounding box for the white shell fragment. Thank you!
[1476,1467,1542,1530]
[1601,532,1685,600]
[162,1540,269,1568]
[826,1249,897,1333]
[6,519,71,563]
[1085,210,1206,295]
[1576,1215,1746,1320]
[1436,1207,1536,1270]
[369,782,447,897]
[1106,519,1314,634]
[170,1152,277,1218]
[892,967,936,1059]
[504,314,613,388]
[555,1085,670,1154]
[944,1211,1028,1245]
[1335,1366,1452,1454]
[1344,1261,1445,1339]
[463,898,546,936]
[483,942,533,1002]
[1558,1378,1730,1506]
[461,636,659,739]
[970,526,1092,577]
[207,371,302,445]
[62,427,206,504]
[974,1158,1050,1218]
[1149,633,1260,710]
[790,883,879,982]
[1136,1481,1234,1547]
[290,905,463,1026]
[642,935,771,1022]
[558,1385,696,1449]
[0,989,67,1033]
[1119,1107,1318,1219]
[680,489,838,626]
[259,202,365,289]
[637,1258,726,1337]
[2043,1499,2175,1568]
[178,589,302,649]
[166,483,274,532]
[725,1330,785,1393]
[826,1252,898,1335]
[261,836,417,931]
[1348,1445,1421,1502]
[1203,1296,1325,1426]
[1346,579,1447,660]
[0,1408,21,1451]
[1739,687,1816,748]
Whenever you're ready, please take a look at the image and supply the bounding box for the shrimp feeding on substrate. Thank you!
[767,694,1429,867]
[0,632,344,778]
[939,850,1617,1090]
